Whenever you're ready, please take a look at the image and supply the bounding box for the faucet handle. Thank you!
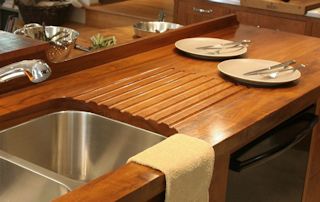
[27,60,52,83]
[0,59,51,83]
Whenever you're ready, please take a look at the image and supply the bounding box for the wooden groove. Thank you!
[126,77,223,115]
[114,75,214,110]
[99,71,190,106]
[145,83,235,121]
[75,66,175,100]
[171,87,252,128]
[108,72,199,108]
[73,56,183,98]
[164,86,247,126]
[94,70,186,104]
[131,80,226,117]
[77,65,175,99]
[74,64,165,98]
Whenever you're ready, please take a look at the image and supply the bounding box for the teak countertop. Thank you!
[1,15,320,201]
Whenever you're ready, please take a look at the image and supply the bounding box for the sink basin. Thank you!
[0,156,69,202]
[0,111,165,182]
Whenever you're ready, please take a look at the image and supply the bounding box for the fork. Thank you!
[196,39,251,50]
[261,64,305,79]
[206,45,246,55]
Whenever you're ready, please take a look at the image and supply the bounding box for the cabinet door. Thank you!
[236,11,307,35]
[175,0,234,25]
[311,21,320,37]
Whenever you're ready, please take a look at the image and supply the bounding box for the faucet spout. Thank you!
[0,60,51,83]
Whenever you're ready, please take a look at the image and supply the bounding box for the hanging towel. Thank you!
[127,133,215,202]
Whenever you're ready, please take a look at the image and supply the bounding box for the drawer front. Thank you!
[176,0,234,25]
[236,11,307,34]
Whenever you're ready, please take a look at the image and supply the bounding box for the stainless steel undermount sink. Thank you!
[0,111,165,201]
[0,155,69,202]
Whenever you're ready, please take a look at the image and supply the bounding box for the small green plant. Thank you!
[90,34,116,50]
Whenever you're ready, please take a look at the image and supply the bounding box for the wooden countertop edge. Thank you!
[0,32,49,58]
[54,162,165,202]
[1,43,49,62]
[0,32,49,63]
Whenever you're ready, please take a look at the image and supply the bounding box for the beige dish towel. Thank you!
[127,133,215,202]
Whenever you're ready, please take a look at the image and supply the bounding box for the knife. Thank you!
[196,40,251,50]
[243,60,296,76]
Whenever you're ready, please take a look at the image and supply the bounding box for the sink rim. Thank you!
[0,110,166,140]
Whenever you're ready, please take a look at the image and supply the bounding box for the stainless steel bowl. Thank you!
[133,21,183,37]
[14,23,79,63]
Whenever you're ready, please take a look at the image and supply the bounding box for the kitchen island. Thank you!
[1,15,320,201]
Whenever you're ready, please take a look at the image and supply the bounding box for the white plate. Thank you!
[175,37,247,59]
[217,59,301,86]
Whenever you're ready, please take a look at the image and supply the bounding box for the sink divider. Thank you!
[0,150,85,191]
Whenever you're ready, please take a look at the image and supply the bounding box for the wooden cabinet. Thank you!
[174,0,320,37]
[236,11,307,34]
[311,21,320,37]
[175,0,234,25]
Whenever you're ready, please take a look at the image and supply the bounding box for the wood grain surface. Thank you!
[1,15,320,201]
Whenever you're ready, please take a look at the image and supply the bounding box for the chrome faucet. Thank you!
[0,60,51,83]
[158,9,166,22]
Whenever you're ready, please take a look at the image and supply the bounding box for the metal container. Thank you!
[14,23,79,63]
[133,21,183,37]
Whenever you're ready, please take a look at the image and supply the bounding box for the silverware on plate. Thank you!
[261,64,305,79]
[207,45,246,55]
[196,39,251,50]
[243,60,296,76]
